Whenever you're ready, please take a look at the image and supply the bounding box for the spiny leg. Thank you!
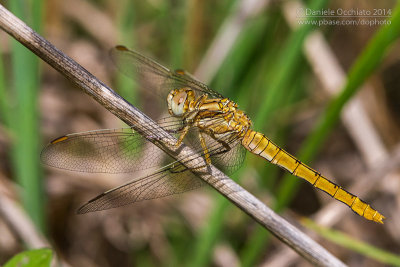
[173,111,200,147]
[209,132,233,155]
[199,132,212,164]
[173,125,190,147]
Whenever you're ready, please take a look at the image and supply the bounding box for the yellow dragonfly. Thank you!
[41,46,384,224]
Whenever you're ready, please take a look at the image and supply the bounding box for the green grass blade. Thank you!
[116,0,137,106]
[8,0,45,231]
[303,218,400,266]
[0,51,9,127]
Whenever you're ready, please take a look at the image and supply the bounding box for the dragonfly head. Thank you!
[167,88,195,116]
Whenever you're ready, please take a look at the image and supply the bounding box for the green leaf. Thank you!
[4,248,53,267]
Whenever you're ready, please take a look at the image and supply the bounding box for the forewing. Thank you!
[41,115,188,173]
[110,46,224,99]
[41,128,163,173]
[77,163,204,213]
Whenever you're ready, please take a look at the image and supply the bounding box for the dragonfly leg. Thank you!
[174,125,190,147]
[172,112,199,147]
[209,132,232,155]
[199,132,212,164]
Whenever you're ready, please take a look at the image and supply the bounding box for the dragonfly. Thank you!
[41,45,384,224]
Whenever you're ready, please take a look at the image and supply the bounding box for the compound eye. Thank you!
[168,90,188,116]
[173,91,187,106]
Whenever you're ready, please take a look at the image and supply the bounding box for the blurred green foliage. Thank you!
[4,248,52,267]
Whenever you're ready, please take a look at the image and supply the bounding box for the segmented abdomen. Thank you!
[241,130,384,224]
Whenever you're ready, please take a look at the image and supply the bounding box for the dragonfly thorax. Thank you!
[167,88,195,116]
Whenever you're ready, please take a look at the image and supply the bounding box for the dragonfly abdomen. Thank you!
[242,130,385,224]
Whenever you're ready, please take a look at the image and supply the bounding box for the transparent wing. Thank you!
[110,46,224,99]
[77,163,204,213]
[41,117,186,173]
